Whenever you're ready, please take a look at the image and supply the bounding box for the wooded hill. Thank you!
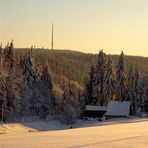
[16,48,148,88]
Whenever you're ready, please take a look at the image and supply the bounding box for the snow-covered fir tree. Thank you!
[0,75,6,121]
[20,49,38,89]
[20,49,53,117]
[3,41,15,68]
[141,78,148,112]
[83,65,95,105]
[126,65,135,114]
[133,66,142,113]
[116,51,127,101]
[0,57,7,121]
[2,41,22,119]
[38,65,53,117]
[103,55,116,105]
[92,50,106,105]
[128,65,135,88]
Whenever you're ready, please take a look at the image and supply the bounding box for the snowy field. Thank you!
[0,118,148,148]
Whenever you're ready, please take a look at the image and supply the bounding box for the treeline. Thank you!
[82,50,148,114]
[0,42,81,124]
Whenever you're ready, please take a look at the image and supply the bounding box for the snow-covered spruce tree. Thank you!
[141,78,148,112]
[128,65,134,88]
[38,65,53,117]
[20,49,40,116]
[0,73,6,121]
[92,50,106,105]
[116,51,127,101]
[20,49,53,118]
[3,41,22,119]
[127,65,135,114]
[82,65,95,106]
[20,49,38,88]
[133,66,142,113]
[3,41,14,68]
[0,50,7,121]
[103,55,116,105]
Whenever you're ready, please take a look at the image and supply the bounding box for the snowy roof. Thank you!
[86,105,107,111]
[106,101,131,117]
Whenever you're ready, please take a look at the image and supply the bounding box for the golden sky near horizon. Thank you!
[0,0,148,56]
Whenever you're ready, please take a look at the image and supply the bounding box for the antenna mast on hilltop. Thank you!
[51,21,54,50]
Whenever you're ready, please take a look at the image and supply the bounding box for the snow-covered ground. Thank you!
[0,118,148,148]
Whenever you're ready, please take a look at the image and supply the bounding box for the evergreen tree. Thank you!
[92,50,106,105]
[20,49,38,89]
[116,51,127,101]
[83,65,95,105]
[3,41,22,119]
[127,65,135,114]
[40,65,52,91]
[133,66,142,112]
[103,55,116,105]
[38,65,53,117]
[20,49,40,116]
[141,79,148,112]
[3,41,14,68]
[0,62,7,121]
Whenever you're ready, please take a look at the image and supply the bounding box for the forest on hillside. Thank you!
[15,48,148,87]
[0,42,148,124]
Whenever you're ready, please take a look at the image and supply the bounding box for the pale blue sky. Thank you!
[0,0,148,56]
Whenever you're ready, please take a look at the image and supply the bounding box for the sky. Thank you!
[0,0,148,56]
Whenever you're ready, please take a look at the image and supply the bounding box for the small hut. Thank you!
[83,105,107,118]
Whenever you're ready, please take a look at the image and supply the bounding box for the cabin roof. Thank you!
[86,105,107,111]
[106,101,131,117]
